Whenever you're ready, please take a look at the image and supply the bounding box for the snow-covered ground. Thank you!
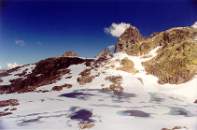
[0,48,197,130]
[0,87,197,130]
[0,64,35,86]
[109,47,197,102]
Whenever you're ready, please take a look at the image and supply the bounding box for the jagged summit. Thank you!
[115,26,143,55]
[0,25,197,92]
[62,51,78,57]
[115,25,197,55]
[96,45,115,59]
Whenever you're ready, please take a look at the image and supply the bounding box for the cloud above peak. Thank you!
[105,22,131,37]
[7,63,20,69]
[191,21,197,28]
[15,40,25,46]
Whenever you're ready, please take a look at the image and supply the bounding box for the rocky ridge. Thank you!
[0,57,94,93]
[115,25,197,84]
[0,24,197,130]
[0,25,197,94]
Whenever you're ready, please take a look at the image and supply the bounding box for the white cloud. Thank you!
[7,63,20,69]
[104,22,131,37]
[15,40,25,46]
[107,45,115,52]
[191,21,197,28]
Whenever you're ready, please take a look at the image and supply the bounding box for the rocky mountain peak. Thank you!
[96,48,113,59]
[62,51,78,57]
[96,45,115,59]
[115,26,143,55]
[0,23,197,130]
[113,25,197,84]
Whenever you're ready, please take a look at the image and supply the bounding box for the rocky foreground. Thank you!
[0,24,197,130]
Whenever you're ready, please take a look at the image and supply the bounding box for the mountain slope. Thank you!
[0,25,197,130]
[116,26,197,84]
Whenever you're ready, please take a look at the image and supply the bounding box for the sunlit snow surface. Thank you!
[0,48,197,130]
[0,64,35,86]
[0,88,197,130]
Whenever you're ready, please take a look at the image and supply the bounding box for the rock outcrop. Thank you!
[77,69,95,85]
[52,83,72,91]
[62,51,78,57]
[117,57,136,73]
[114,25,197,84]
[115,26,143,55]
[0,25,196,91]
[143,27,197,84]
[0,99,19,107]
[161,126,188,130]
[104,76,123,94]
[0,57,94,93]
[0,112,12,117]
[96,48,113,59]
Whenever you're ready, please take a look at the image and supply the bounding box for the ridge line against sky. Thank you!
[0,0,197,69]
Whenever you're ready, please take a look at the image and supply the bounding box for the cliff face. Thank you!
[115,26,143,55]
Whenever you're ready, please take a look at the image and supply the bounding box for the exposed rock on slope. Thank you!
[114,25,197,84]
[0,57,94,93]
[77,68,95,85]
[161,126,188,130]
[96,48,113,59]
[144,40,197,84]
[0,24,197,130]
[143,27,197,84]
[0,25,196,95]
[52,83,72,91]
[0,99,19,107]
[116,26,197,56]
[115,26,143,55]
[63,51,78,57]
[117,57,136,74]
[104,76,123,93]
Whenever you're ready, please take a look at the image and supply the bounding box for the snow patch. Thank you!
[191,21,197,28]
[37,63,87,91]
[7,63,20,69]
[0,64,36,85]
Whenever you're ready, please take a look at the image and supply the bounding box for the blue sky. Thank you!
[0,0,197,68]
